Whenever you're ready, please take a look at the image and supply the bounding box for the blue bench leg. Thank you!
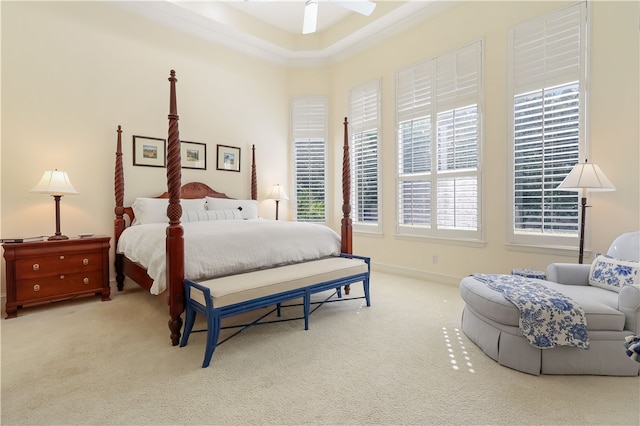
[180,305,196,347]
[202,313,221,368]
[276,302,282,317]
[303,290,310,330]
[363,277,371,307]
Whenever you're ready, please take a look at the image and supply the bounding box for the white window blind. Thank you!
[509,2,586,245]
[291,97,327,223]
[396,41,481,238]
[350,80,381,230]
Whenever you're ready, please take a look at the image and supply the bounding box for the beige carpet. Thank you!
[1,272,639,425]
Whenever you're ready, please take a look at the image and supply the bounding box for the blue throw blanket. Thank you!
[472,274,589,349]
[624,335,640,362]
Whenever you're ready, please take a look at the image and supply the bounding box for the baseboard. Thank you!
[371,262,461,287]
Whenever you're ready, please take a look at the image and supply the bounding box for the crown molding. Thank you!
[114,1,451,67]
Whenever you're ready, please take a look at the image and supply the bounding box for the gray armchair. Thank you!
[547,231,640,285]
[547,231,640,334]
[460,231,640,375]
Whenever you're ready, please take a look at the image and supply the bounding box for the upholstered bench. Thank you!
[180,254,371,367]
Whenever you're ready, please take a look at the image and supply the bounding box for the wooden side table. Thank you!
[3,236,111,318]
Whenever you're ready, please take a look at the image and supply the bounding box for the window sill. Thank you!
[505,242,584,258]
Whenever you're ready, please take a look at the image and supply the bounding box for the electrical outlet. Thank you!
[432,255,438,264]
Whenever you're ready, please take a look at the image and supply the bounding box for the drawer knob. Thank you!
[83,258,89,266]
[83,277,89,285]
[32,263,39,271]
[33,284,40,292]
[59,274,65,280]
[59,255,65,260]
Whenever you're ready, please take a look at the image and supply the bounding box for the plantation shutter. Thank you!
[435,42,480,231]
[350,80,380,227]
[397,60,432,227]
[510,3,585,239]
[512,4,584,93]
[291,97,327,222]
[396,41,481,237]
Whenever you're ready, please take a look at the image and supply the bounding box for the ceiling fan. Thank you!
[303,0,377,34]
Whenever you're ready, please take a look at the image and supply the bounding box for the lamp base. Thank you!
[48,234,69,241]
[49,195,69,241]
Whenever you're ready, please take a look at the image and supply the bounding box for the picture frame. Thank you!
[216,144,241,172]
[181,141,207,170]
[133,135,166,168]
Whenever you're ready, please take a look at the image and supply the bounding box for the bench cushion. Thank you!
[193,257,368,308]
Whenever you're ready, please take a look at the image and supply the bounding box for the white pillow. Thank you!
[183,209,242,222]
[589,254,640,293]
[131,198,206,225]
[206,197,258,220]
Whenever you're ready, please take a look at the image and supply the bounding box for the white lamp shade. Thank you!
[267,184,289,201]
[556,161,615,192]
[30,170,79,195]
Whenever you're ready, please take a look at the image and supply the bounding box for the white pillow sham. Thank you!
[183,209,243,222]
[205,197,258,220]
[131,197,206,225]
[589,254,640,293]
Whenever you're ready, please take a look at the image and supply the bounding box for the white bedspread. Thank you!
[117,219,341,294]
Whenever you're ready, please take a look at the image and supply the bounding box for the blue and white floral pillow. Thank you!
[589,255,639,293]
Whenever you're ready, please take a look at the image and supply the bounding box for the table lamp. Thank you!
[267,184,289,220]
[30,169,79,240]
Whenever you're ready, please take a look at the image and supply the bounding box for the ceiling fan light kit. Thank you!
[303,0,319,34]
[303,0,377,35]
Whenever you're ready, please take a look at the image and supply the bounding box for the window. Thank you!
[291,97,328,222]
[349,80,381,232]
[508,2,587,246]
[396,41,482,239]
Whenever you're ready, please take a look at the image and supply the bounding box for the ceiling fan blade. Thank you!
[302,0,318,34]
[332,0,377,16]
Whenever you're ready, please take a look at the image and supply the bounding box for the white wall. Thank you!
[2,1,639,295]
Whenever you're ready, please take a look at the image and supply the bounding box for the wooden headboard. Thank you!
[156,182,231,200]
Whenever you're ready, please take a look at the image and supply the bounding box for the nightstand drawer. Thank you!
[15,252,102,279]
[15,270,104,301]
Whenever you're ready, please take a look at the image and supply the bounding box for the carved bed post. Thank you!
[114,125,126,291]
[251,144,257,201]
[166,70,184,346]
[341,117,352,255]
[342,117,353,295]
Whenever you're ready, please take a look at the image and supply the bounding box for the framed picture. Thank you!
[133,135,166,168]
[181,141,207,170]
[216,144,241,172]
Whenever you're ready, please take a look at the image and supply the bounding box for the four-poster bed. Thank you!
[114,70,356,346]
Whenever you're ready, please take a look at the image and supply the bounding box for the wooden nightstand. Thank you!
[3,236,111,318]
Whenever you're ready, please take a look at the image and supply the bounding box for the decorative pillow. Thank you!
[131,198,206,225]
[589,255,640,293]
[183,209,242,222]
[205,197,258,220]
[181,198,207,213]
